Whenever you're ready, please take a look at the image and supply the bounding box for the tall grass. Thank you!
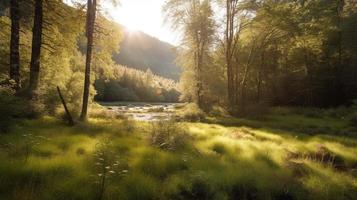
[0,113,356,200]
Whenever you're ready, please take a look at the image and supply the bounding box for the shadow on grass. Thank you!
[207,115,357,146]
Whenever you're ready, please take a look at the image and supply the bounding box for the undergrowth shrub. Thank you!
[150,121,190,151]
[92,138,128,200]
[211,142,228,155]
[349,112,357,127]
[136,151,188,179]
[177,103,205,122]
[0,84,41,132]
[292,107,322,118]
[208,105,229,117]
[88,104,125,119]
[121,118,135,133]
[271,107,292,116]
[239,103,270,119]
[118,174,159,200]
[325,106,350,119]
[0,133,49,162]
[173,173,215,200]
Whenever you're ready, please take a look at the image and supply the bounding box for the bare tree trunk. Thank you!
[233,59,239,106]
[303,48,313,105]
[195,41,203,109]
[196,52,203,109]
[334,0,345,106]
[257,52,265,103]
[57,86,74,126]
[239,41,255,110]
[226,0,234,109]
[337,0,344,68]
[9,0,21,90]
[28,0,43,99]
[80,0,97,120]
[225,0,241,112]
[197,42,205,109]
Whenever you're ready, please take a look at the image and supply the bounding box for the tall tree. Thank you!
[28,0,43,99]
[80,0,97,120]
[225,0,239,110]
[9,0,20,90]
[163,0,215,109]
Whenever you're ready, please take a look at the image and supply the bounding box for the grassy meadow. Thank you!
[0,107,356,200]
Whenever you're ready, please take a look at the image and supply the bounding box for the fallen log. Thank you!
[57,86,75,126]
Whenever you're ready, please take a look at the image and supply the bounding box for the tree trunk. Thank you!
[225,0,240,112]
[334,0,345,106]
[226,0,233,108]
[28,0,43,99]
[9,0,21,90]
[239,41,255,110]
[80,0,97,120]
[257,52,265,103]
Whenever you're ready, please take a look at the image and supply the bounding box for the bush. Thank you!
[325,106,350,119]
[208,105,229,117]
[0,84,34,132]
[349,112,357,127]
[173,174,215,200]
[149,121,190,151]
[177,103,205,122]
[136,151,188,179]
[294,107,322,118]
[211,142,228,155]
[239,103,270,119]
[119,174,159,200]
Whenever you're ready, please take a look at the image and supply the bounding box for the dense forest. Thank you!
[0,0,180,119]
[163,0,357,111]
[0,0,357,200]
[94,65,179,102]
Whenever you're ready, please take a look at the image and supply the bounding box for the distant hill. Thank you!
[113,28,181,80]
[1,1,181,81]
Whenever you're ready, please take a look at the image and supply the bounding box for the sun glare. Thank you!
[104,0,178,45]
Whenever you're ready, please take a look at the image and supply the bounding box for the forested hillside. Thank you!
[113,28,180,80]
[94,64,179,102]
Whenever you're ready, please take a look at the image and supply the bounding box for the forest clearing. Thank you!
[1,105,357,200]
[1,0,357,199]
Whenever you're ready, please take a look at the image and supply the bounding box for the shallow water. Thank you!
[99,102,181,121]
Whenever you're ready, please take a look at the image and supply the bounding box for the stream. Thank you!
[99,102,182,121]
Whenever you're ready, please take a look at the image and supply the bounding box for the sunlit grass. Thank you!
[0,112,356,199]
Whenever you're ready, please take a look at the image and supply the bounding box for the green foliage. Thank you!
[118,174,159,200]
[239,103,271,119]
[94,65,180,102]
[164,0,216,109]
[177,103,205,122]
[0,84,21,132]
[150,121,190,151]
[0,83,41,132]
[92,137,128,200]
[211,142,228,155]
